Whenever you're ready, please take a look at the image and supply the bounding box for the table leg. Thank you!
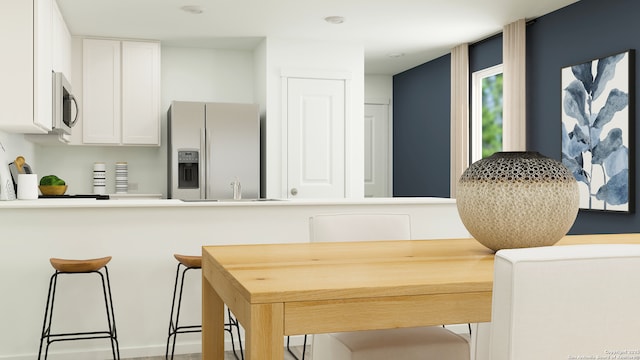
[246,303,284,360]
[202,274,224,360]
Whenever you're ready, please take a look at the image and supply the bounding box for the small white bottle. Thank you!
[93,162,106,194]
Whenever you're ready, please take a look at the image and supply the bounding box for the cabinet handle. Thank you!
[290,188,298,196]
[69,95,79,127]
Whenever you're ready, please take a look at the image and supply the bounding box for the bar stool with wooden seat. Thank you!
[38,256,120,360]
[166,254,243,360]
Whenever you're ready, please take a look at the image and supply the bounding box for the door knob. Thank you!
[290,188,298,196]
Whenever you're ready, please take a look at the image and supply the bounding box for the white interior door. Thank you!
[364,103,390,197]
[287,77,345,199]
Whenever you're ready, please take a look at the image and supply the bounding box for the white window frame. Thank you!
[471,64,503,163]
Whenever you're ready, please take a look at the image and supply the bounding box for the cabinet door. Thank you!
[121,41,160,145]
[0,0,34,132]
[34,0,53,132]
[82,39,121,144]
[0,0,52,133]
[52,0,72,80]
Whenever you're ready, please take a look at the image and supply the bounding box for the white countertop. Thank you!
[0,197,456,209]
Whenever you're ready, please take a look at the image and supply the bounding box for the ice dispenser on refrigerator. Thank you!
[177,150,199,189]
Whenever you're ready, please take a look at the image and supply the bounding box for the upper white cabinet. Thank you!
[82,39,121,144]
[0,0,54,133]
[52,1,72,81]
[121,41,161,145]
[82,38,161,146]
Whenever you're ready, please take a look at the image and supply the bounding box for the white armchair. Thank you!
[308,213,470,360]
[487,244,640,360]
[309,213,412,242]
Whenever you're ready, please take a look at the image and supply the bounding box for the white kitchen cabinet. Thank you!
[0,0,53,133]
[121,41,161,145]
[82,38,161,146]
[82,39,121,144]
[52,0,72,81]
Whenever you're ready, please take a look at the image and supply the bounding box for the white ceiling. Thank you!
[56,0,578,75]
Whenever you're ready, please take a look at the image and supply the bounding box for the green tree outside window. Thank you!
[481,73,503,158]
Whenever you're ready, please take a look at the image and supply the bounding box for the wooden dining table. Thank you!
[201,233,640,359]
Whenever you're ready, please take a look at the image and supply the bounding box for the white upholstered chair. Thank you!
[486,244,640,360]
[307,213,470,360]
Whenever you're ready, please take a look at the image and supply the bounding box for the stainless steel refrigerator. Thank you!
[167,101,260,200]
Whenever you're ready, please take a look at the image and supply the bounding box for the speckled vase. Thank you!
[456,151,579,252]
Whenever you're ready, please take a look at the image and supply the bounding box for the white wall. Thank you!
[0,131,36,166]
[161,46,255,105]
[263,38,365,199]
[365,74,393,102]
[32,45,256,196]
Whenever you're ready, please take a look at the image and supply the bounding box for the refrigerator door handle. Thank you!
[200,128,207,199]
[204,129,214,199]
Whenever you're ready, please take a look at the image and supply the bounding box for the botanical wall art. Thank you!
[561,49,635,212]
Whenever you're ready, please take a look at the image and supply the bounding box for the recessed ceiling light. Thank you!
[181,5,204,14]
[324,16,345,24]
[387,52,405,58]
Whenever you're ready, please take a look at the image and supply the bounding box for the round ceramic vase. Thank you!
[456,151,580,252]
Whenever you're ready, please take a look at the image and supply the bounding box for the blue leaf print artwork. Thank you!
[561,51,631,211]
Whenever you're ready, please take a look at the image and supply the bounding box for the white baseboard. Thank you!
[0,341,228,360]
[1,337,313,360]
[2,331,460,359]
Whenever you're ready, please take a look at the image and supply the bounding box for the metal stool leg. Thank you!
[167,263,244,360]
[38,272,59,360]
[167,263,200,359]
[100,266,120,359]
[287,334,307,360]
[166,262,184,360]
[226,308,244,360]
[236,319,244,360]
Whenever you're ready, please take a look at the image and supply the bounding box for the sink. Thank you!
[180,198,284,202]
[179,199,219,202]
[216,198,285,202]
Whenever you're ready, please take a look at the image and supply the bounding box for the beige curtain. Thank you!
[450,43,469,198]
[502,19,527,151]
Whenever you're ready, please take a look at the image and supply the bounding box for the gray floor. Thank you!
[124,345,310,360]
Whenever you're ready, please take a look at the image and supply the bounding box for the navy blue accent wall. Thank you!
[393,35,502,197]
[470,35,502,72]
[393,0,640,233]
[527,0,640,234]
[393,55,451,197]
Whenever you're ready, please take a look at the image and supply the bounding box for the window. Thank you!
[471,64,503,163]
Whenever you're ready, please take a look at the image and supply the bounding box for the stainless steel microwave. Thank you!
[52,72,78,135]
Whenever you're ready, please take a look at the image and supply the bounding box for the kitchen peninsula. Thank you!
[0,197,468,359]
